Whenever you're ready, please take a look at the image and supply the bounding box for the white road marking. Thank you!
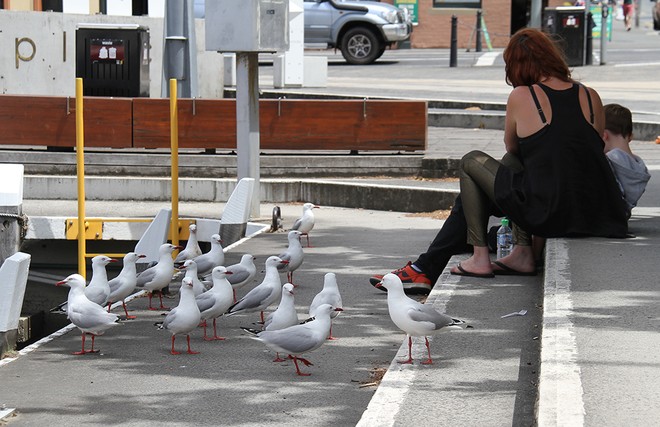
[475,51,500,66]
[537,239,585,427]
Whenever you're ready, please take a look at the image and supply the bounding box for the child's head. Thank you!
[604,103,633,139]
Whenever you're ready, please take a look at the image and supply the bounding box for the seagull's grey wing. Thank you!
[276,252,291,271]
[259,325,318,354]
[227,267,250,285]
[196,292,215,313]
[291,217,303,231]
[232,286,273,311]
[107,276,123,293]
[408,305,455,329]
[136,267,156,287]
[68,302,115,330]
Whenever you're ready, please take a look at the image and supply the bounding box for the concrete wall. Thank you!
[0,10,223,98]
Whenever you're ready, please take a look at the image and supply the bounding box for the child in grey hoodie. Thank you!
[603,103,651,218]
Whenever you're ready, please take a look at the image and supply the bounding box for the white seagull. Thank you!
[107,252,146,319]
[242,303,343,376]
[84,255,117,307]
[56,274,120,355]
[135,243,182,310]
[174,223,203,267]
[195,266,234,341]
[291,202,320,247]
[309,272,343,340]
[158,277,201,355]
[277,230,304,285]
[225,254,257,302]
[192,233,225,278]
[264,283,299,362]
[376,273,467,365]
[227,256,288,323]
[180,259,207,297]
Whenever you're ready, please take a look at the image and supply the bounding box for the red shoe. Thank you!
[369,262,432,294]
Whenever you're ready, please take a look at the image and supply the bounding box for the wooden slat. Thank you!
[0,95,132,148]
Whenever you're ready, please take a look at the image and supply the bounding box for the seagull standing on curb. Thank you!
[56,274,120,355]
[277,230,304,285]
[264,283,299,361]
[84,255,117,307]
[136,243,182,310]
[192,233,225,278]
[107,252,146,319]
[242,303,342,376]
[291,202,320,247]
[227,256,288,323]
[196,266,234,341]
[157,277,201,355]
[376,273,467,365]
[174,223,203,267]
[309,272,343,340]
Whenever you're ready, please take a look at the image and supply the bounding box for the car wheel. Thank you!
[340,27,382,65]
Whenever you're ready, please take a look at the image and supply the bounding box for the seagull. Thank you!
[277,230,304,285]
[107,252,146,319]
[264,283,299,362]
[291,202,320,247]
[195,266,234,341]
[174,223,203,267]
[191,233,224,278]
[225,254,257,303]
[180,259,207,297]
[376,273,467,365]
[226,256,288,323]
[136,243,182,310]
[309,272,343,340]
[157,277,201,355]
[242,303,343,376]
[56,274,120,355]
[84,255,117,307]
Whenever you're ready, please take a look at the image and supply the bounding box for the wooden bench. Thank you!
[0,95,427,152]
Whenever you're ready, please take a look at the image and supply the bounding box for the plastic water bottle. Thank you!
[496,218,513,259]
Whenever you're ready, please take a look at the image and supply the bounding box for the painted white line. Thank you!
[475,51,499,66]
[614,61,660,67]
[0,407,17,421]
[537,239,585,427]
[356,267,458,427]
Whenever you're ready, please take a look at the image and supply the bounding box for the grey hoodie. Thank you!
[606,148,651,217]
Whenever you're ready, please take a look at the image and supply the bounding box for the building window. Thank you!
[433,0,482,8]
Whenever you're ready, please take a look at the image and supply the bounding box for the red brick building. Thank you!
[384,0,568,48]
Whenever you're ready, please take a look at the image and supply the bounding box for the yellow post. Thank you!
[75,78,86,278]
[169,79,180,252]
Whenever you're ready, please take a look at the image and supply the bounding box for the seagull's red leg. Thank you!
[73,332,87,355]
[158,291,169,310]
[186,335,200,354]
[170,335,181,355]
[398,336,414,364]
[291,356,311,376]
[232,289,237,303]
[211,319,226,341]
[260,311,265,324]
[148,292,158,311]
[421,337,434,365]
[273,352,286,362]
[107,303,112,313]
[327,325,338,340]
[122,301,136,319]
[88,334,99,353]
[202,321,211,340]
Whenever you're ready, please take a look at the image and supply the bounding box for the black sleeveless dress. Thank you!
[494,83,628,238]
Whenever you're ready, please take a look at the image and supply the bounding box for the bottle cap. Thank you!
[501,218,510,227]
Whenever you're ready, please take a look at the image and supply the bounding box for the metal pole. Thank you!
[169,78,179,252]
[75,78,86,278]
[235,52,260,217]
[586,12,593,65]
[600,4,608,65]
[475,10,482,53]
[450,16,458,68]
[634,0,640,28]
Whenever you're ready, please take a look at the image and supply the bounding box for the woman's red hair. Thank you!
[503,28,572,87]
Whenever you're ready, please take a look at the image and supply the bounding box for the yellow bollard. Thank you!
[75,78,86,278]
[170,79,180,254]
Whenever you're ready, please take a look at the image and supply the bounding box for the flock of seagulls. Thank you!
[54,203,468,376]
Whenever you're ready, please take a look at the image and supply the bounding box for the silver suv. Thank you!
[304,0,412,65]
